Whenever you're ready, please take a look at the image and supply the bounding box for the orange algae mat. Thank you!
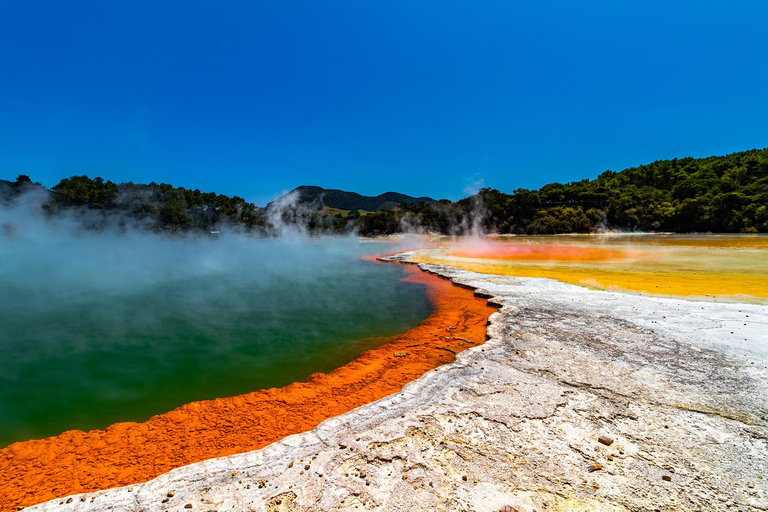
[0,263,495,511]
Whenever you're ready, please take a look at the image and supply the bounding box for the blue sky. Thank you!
[1,1,767,205]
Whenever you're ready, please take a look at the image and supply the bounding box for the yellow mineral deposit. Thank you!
[412,234,768,303]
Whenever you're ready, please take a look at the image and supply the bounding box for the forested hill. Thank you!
[269,185,436,212]
[472,147,768,234]
[343,147,768,235]
[2,148,767,234]
[1,175,263,232]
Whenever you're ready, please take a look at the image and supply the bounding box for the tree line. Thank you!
[355,147,768,235]
[1,175,264,232]
[3,147,767,235]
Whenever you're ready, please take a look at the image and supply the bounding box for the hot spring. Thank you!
[413,233,768,302]
[0,230,433,448]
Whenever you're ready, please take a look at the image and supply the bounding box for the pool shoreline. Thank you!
[0,258,494,511]
[18,252,768,511]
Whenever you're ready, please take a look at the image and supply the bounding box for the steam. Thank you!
[264,188,315,236]
[0,190,429,304]
[0,190,439,444]
[460,193,489,238]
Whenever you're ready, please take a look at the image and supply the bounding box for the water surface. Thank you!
[0,234,432,447]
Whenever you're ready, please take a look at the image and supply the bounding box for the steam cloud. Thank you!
[0,191,434,445]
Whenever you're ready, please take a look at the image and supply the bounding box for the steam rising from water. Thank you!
[0,196,433,446]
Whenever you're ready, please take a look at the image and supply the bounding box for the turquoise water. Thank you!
[0,234,432,447]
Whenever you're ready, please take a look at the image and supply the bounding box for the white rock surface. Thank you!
[27,254,768,511]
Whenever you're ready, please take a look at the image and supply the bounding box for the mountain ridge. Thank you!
[268,185,436,212]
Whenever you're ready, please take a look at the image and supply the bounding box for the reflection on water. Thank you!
[414,234,768,302]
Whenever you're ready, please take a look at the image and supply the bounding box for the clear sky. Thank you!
[1,1,767,205]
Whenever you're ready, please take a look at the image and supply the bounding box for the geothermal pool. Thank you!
[4,232,765,449]
[2,231,765,510]
[0,234,432,447]
[414,234,768,303]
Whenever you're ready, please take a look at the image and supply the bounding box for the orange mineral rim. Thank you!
[0,260,495,511]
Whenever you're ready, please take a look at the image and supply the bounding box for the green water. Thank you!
[0,235,432,447]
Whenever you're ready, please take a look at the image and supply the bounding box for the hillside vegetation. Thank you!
[271,185,435,212]
[357,147,768,235]
[1,176,263,232]
[2,148,767,234]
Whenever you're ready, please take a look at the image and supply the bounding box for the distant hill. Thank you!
[269,185,436,212]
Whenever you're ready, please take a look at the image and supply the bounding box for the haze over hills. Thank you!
[2,147,767,234]
[0,176,50,202]
[0,179,13,197]
[267,186,437,212]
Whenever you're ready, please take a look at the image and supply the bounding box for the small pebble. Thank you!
[598,435,614,446]
[662,475,672,482]
[588,464,602,473]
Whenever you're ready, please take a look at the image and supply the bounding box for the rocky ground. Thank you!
[26,252,768,512]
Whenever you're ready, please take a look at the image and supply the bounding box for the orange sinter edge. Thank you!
[0,261,495,511]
